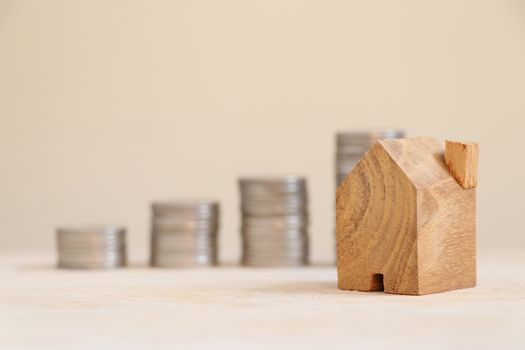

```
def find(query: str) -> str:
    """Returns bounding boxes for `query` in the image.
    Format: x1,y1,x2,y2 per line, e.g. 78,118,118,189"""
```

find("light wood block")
445,140,479,189
336,137,477,295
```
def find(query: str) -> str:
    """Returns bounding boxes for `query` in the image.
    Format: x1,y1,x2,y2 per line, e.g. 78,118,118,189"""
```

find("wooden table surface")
1,250,524,349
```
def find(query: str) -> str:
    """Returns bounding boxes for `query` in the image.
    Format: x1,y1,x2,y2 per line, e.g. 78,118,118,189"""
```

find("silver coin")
336,129,405,144
57,236,124,243
58,256,126,264
242,233,308,242
152,217,219,233
57,224,125,235
239,176,307,195
240,188,307,197
240,253,308,261
151,254,217,267
151,229,217,238
241,207,307,217
336,160,361,170
152,249,216,257
239,175,309,267
241,216,308,230
57,238,125,246
241,194,307,203
241,257,308,267
152,199,219,219
57,235,125,242
242,198,307,210
241,227,308,235
151,242,216,251
57,240,126,248
242,234,308,242
151,238,217,246
152,251,216,258
243,220,308,228
58,257,126,267
56,225,127,270
151,246,216,254
151,232,217,240
150,200,220,268
58,259,126,269
241,249,308,256
151,236,216,246
57,263,125,268
57,249,126,256
242,244,308,255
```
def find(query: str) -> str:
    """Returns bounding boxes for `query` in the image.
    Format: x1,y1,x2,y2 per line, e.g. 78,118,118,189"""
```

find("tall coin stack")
56,225,127,269
239,176,309,267
150,200,219,267
336,129,405,185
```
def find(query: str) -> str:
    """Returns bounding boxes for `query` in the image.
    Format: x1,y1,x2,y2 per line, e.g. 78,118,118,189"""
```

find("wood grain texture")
336,141,418,294
336,137,476,295
1,252,524,350
445,140,479,189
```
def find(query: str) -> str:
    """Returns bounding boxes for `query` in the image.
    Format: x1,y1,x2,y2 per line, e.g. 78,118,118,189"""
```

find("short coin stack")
56,225,127,269
239,176,309,267
336,129,405,186
150,200,220,267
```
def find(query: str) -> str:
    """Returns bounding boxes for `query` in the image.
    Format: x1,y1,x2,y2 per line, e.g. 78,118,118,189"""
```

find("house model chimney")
445,140,479,189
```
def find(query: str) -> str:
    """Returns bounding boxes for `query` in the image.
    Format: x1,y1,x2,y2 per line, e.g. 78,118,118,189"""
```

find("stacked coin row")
239,176,309,267
336,129,405,186
150,200,219,267
56,225,127,269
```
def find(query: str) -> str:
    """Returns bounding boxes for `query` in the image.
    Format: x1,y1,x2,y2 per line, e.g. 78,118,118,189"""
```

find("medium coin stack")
239,176,309,267
336,129,405,185
56,225,127,269
150,200,219,267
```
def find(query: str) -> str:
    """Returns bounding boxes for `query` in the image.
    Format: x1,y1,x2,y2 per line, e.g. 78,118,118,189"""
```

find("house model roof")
376,137,456,189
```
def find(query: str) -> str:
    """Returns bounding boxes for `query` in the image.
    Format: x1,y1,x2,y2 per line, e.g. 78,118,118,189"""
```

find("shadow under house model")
336,137,479,295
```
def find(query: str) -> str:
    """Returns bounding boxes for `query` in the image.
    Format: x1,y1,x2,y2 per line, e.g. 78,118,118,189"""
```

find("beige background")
0,0,524,262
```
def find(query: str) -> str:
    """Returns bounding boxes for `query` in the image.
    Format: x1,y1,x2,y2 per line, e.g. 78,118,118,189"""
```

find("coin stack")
56,225,127,269
150,200,220,267
239,176,309,267
336,129,405,185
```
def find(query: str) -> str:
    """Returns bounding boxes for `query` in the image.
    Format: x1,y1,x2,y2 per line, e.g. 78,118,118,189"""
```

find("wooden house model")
336,137,479,295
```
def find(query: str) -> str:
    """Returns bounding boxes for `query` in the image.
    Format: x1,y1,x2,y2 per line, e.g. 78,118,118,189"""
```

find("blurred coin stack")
150,200,219,267
336,129,405,185
56,225,127,269
239,176,309,267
